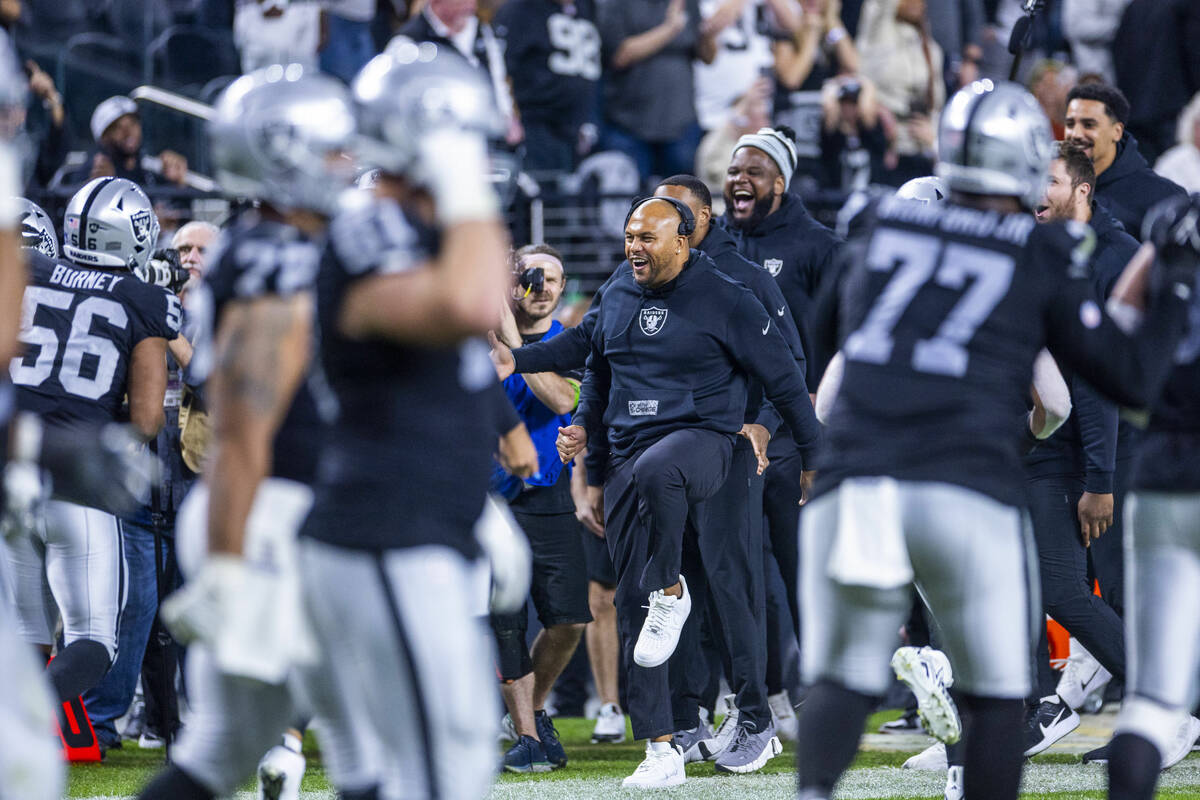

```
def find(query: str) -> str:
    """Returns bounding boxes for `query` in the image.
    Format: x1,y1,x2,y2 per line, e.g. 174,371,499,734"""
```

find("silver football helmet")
896,176,948,205
352,39,505,179
63,177,159,271
14,198,58,258
208,64,357,215
936,80,1053,210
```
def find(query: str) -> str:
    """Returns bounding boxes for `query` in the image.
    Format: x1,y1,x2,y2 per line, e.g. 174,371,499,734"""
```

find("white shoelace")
642,593,675,636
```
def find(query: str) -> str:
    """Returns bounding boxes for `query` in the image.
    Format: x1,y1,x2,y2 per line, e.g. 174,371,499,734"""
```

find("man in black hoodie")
555,198,820,789
1065,83,1186,241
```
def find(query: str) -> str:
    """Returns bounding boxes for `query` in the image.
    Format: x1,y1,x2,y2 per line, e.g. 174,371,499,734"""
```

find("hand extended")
738,423,771,475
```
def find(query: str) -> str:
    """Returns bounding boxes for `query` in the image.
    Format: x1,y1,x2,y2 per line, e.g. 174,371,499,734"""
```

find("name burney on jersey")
628,400,659,416
49,263,126,292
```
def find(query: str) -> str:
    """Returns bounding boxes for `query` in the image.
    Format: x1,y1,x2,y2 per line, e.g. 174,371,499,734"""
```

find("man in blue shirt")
490,244,593,773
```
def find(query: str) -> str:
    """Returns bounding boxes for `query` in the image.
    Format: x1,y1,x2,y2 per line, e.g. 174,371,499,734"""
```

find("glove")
1,461,46,543
1144,193,1200,293
39,421,159,514
160,554,249,646
473,495,532,614
415,129,499,225
136,248,189,293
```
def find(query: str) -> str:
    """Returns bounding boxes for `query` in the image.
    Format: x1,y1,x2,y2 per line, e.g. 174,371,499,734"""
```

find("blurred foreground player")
298,45,515,800
796,81,1199,800
142,66,359,800
1108,192,1200,800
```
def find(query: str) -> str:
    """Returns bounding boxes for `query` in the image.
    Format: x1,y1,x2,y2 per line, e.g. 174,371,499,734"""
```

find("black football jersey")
304,197,496,555
818,196,1186,507
188,213,326,486
494,0,600,124
12,251,180,427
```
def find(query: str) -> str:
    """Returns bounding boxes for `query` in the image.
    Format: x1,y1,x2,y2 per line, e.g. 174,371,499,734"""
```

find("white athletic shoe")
903,742,948,770
944,765,964,800
257,744,305,800
699,695,740,760
591,703,627,744
499,713,518,744
1056,641,1113,712
769,692,799,742
891,646,961,745
1161,716,1200,769
622,742,686,789
633,575,692,668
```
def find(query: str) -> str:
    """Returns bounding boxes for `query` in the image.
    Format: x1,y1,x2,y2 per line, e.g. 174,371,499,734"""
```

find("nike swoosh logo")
777,307,786,316
1038,706,1070,739
762,321,771,335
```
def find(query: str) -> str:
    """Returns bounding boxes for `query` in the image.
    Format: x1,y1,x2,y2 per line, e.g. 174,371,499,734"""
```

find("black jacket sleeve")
1072,376,1119,494
512,313,595,375
723,291,822,465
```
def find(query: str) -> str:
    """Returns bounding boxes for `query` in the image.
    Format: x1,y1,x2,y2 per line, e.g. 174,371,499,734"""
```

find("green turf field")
67,711,1200,799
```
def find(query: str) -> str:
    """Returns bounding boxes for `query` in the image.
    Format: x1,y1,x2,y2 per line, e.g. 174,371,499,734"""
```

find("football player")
139,66,358,800
795,81,1198,800
14,198,58,259
297,45,513,800
5,175,177,710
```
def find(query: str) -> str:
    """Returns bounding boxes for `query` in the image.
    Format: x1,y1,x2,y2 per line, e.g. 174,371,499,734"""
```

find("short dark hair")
657,174,712,209
1066,82,1130,126
1053,140,1096,206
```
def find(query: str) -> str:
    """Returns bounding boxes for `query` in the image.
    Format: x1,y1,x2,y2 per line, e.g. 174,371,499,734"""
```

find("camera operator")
488,244,592,773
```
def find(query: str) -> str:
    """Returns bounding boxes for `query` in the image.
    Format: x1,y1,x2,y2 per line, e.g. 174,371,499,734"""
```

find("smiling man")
1065,83,1186,240
555,197,820,789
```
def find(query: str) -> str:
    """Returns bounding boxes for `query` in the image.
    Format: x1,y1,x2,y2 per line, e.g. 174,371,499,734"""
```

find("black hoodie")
717,192,842,387
1095,133,1187,241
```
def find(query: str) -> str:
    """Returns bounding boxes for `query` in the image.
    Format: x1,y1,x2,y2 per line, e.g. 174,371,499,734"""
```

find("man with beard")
1065,83,1186,241
718,125,840,659
61,96,190,191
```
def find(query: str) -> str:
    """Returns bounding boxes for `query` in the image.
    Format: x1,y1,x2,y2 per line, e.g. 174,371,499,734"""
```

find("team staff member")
1065,83,1186,241
556,198,820,789
490,244,591,774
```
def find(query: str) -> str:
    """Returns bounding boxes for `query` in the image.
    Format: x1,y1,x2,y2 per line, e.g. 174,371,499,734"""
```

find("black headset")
623,195,696,238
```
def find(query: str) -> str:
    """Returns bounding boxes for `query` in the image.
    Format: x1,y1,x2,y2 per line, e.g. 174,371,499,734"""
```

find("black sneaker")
502,735,552,773
535,710,567,769
1082,742,1110,764
1023,695,1080,757
879,708,925,734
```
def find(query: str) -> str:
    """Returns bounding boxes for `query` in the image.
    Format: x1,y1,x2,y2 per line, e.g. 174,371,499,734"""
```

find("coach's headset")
623,195,696,239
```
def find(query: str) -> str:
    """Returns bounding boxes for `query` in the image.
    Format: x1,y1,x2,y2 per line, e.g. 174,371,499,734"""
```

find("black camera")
144,248,190,294
518,265,545,295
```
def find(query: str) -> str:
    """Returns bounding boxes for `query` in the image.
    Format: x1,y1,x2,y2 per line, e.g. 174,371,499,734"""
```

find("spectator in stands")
320,0,376,82
695,76,771,213
1029,59,1075,140
1155,93,1200,194
693,0,797,137
597,0,716,182
924,0,982,93
59,96,189,191
1065,82,1187,241
0,0,18,31
1112,0,1200,164
398,0,521,143
233,0,325,73
23,58,67,191
771,0,859,185
493,0,601,173
1060,0,1126,84
856,0,943,186
818,74,887,190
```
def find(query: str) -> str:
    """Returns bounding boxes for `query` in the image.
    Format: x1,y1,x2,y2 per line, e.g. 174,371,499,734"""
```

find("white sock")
649,740,674,753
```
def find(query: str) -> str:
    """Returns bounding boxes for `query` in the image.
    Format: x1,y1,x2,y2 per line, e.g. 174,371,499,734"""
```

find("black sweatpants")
764,448,804,638
604,429,732,740
670,440,772,732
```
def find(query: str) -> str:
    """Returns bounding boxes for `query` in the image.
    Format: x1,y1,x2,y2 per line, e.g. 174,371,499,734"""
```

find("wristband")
825,27,847,46
417,130,500,225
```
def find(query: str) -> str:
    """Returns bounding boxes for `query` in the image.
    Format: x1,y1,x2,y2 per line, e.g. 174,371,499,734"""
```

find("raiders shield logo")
130,209,152,243
639,306,668,336
764,258,783,277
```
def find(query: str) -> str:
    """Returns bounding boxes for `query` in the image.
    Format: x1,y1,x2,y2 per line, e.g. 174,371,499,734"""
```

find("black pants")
1028,474,1125,699
764,449,804,639
670,440,772,731
1088,456,1133,617
605,429,732,740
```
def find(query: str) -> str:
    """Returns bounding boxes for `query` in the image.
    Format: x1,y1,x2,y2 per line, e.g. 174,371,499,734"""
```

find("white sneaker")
591,703,627,744
891,646,961,745
769,692,799,742
1056,641,1113,712
944,765,964,800
257,744,305,800
633,575,692,668
498,713,518,744
903,742,948,770
1161,715,1200,769
699,695,739,760
622,742,685,789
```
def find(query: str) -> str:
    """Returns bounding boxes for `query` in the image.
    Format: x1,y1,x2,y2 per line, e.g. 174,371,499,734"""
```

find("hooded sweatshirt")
1095,132,1187,241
